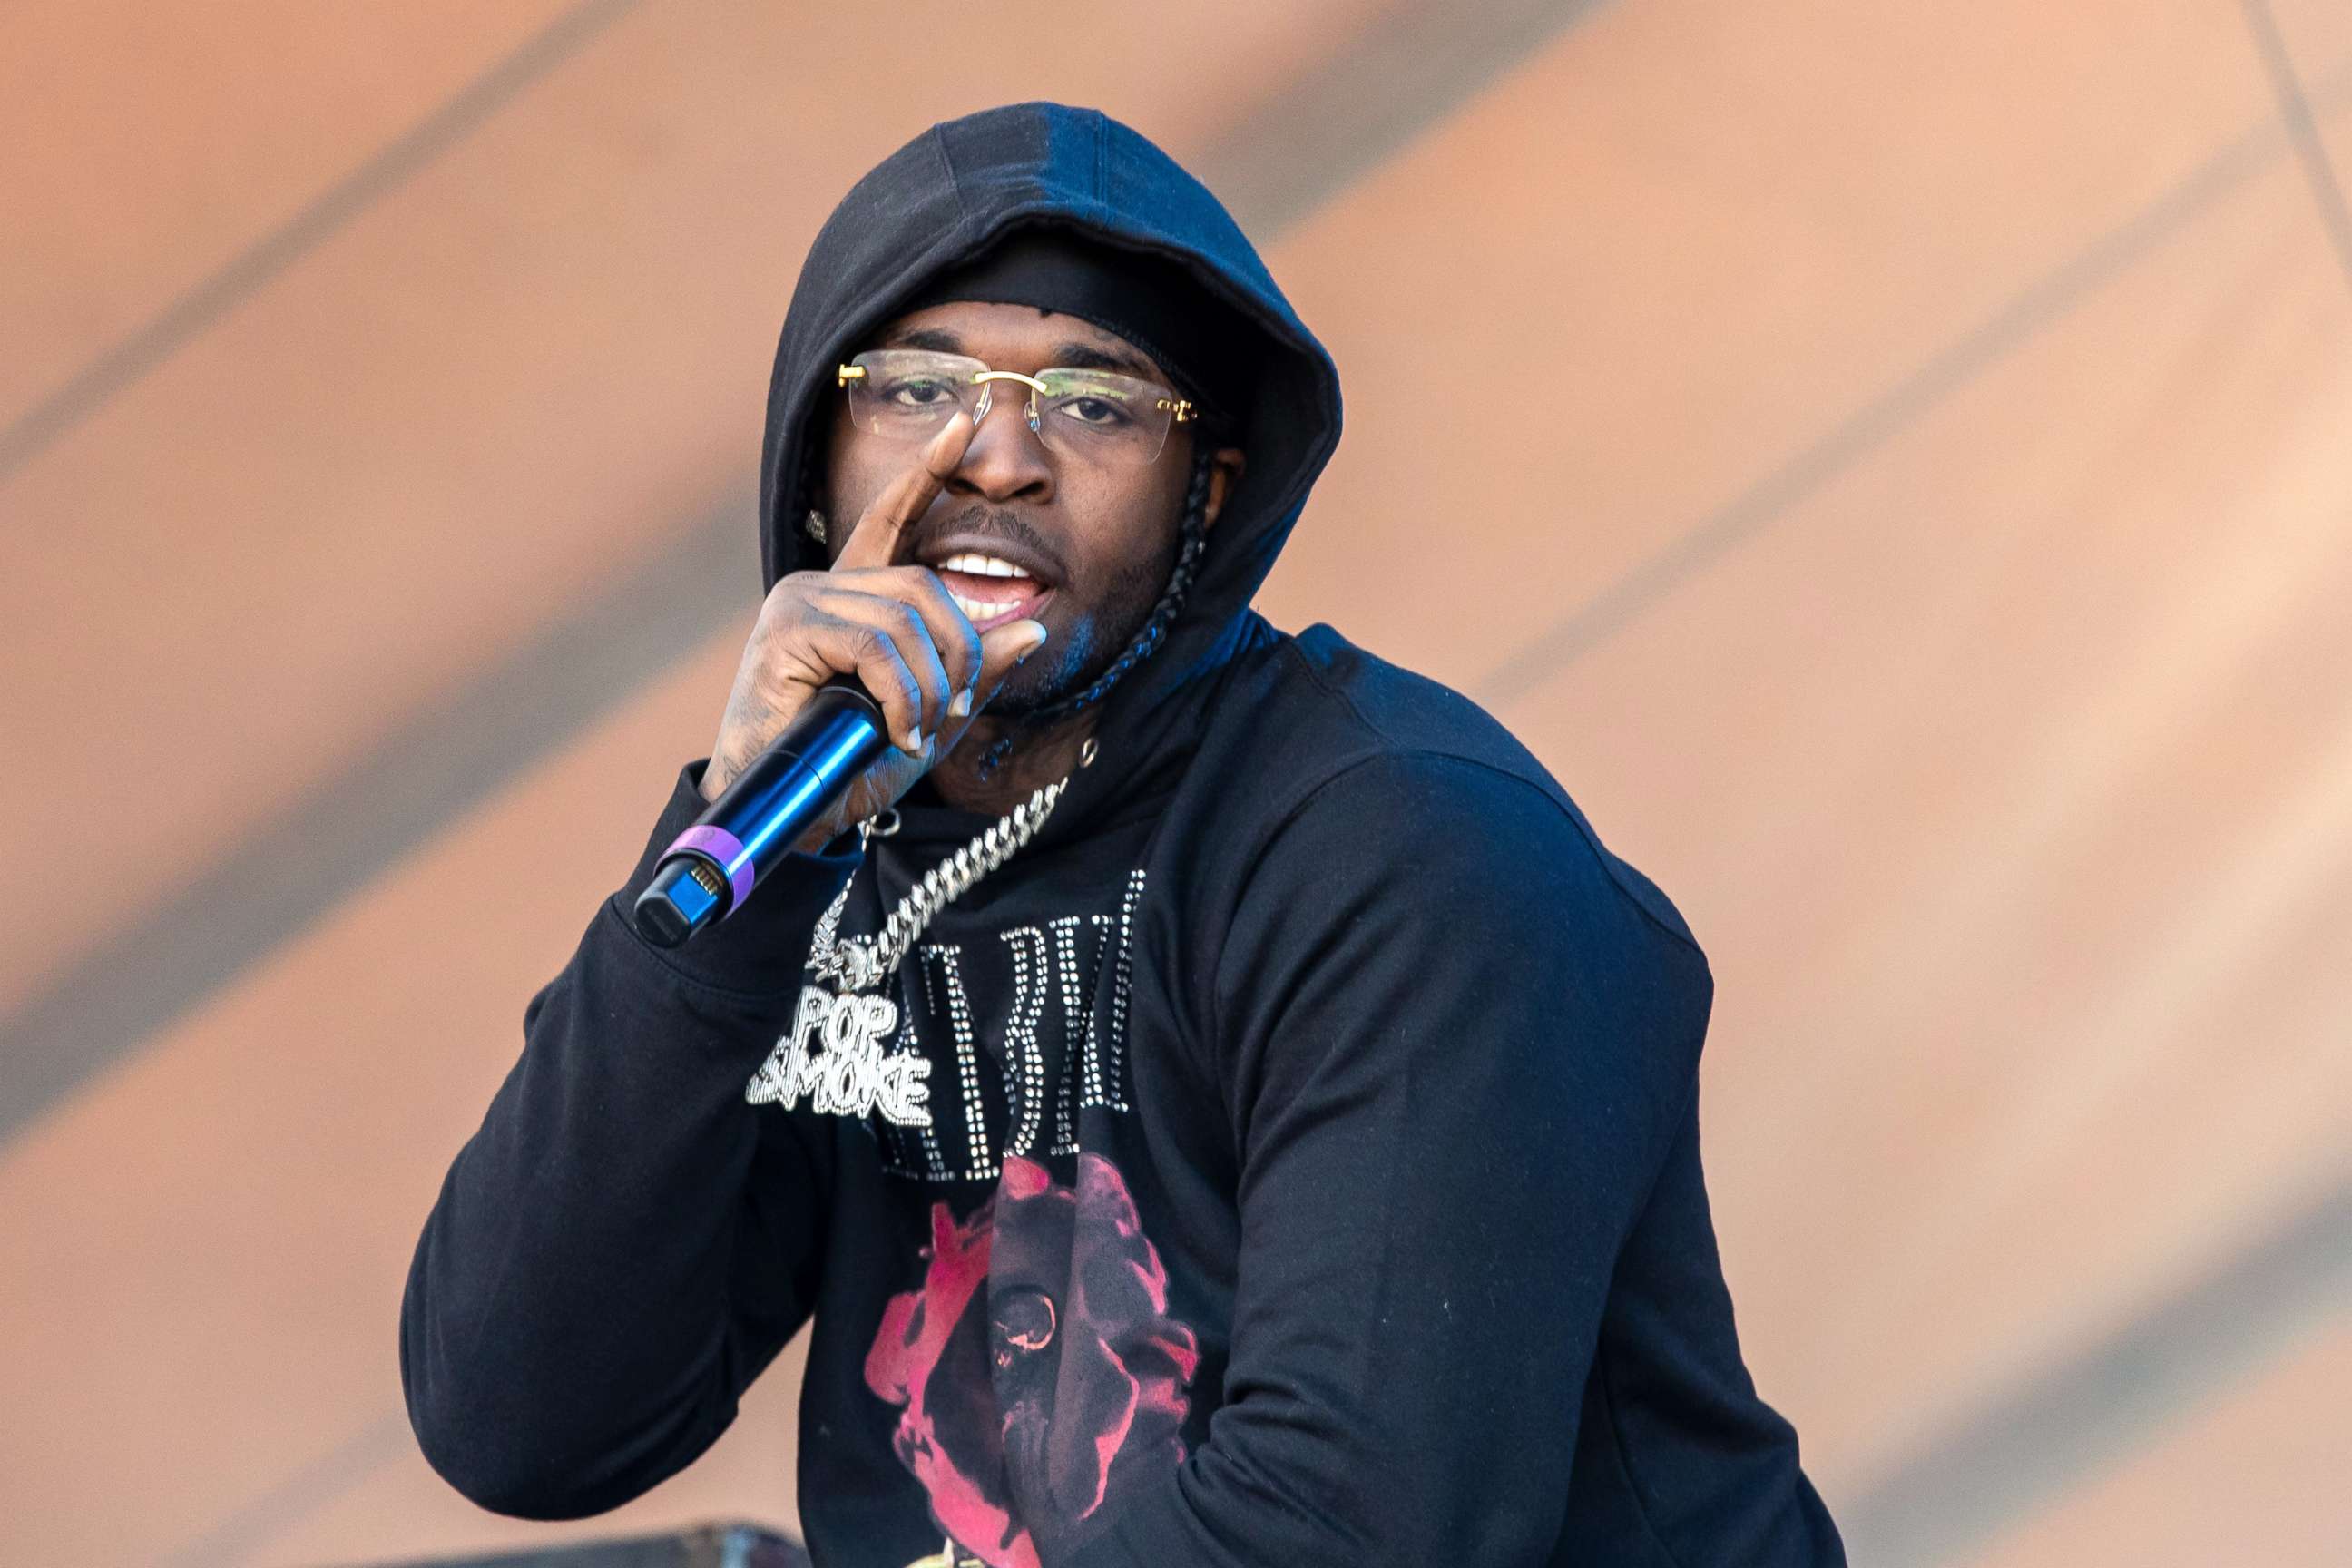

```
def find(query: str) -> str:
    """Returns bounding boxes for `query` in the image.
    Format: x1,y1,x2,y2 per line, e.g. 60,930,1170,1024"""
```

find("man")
401,102,1844,1567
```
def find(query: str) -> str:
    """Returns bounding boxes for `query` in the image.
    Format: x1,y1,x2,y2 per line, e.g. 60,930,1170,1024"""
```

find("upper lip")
913,534,1061,589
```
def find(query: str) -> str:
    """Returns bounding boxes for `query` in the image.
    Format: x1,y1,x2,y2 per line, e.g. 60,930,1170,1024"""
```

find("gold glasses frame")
837,359,1195,429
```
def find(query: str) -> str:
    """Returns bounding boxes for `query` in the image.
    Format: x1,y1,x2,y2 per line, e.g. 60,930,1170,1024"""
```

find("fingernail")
1014,621,1049,661
904,727,925,753
948,688,973,719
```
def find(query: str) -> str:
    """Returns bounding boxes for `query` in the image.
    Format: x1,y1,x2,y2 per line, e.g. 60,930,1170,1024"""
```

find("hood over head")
756,102,1344,849
893,227,1264,430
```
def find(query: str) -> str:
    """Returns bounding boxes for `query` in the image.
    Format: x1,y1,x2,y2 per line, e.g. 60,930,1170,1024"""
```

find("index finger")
831,412,976,572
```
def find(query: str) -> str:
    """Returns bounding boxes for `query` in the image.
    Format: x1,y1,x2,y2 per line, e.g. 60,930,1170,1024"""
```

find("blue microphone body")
632,677,890,947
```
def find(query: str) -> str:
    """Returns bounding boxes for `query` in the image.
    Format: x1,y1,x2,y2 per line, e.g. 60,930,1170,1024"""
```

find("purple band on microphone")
668,826,754,909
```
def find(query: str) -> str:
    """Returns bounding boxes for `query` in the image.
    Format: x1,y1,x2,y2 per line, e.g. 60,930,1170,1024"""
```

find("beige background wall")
4,2,2348,1563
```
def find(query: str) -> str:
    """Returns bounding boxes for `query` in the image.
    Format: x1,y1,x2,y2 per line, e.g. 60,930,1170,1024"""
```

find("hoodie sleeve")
1069,751,1827,1567
399,760,858,1519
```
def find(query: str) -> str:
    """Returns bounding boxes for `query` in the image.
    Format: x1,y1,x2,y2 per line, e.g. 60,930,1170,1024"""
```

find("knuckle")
784,610,832,654
910,573,955,622
910,576,975,660
936,589,983,659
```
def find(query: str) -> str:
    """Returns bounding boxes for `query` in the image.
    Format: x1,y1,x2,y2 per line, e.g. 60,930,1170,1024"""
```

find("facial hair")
987,535,1177,720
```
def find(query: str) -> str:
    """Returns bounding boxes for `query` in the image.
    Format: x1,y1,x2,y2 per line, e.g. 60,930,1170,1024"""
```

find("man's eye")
1058,396,1129,426
886,379,955,407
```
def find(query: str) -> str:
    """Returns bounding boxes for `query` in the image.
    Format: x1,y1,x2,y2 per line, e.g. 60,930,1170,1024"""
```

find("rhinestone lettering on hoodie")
762,870,1151,1183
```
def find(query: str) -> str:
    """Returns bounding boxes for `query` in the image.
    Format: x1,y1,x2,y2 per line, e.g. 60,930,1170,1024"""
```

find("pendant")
746,984,934,1127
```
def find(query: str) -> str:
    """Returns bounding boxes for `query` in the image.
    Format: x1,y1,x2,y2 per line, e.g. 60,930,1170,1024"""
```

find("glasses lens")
843,352,1183,465
1033,368,1178,465
844,350,984,440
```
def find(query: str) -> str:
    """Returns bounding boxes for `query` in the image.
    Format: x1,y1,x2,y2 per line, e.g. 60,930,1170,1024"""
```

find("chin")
986,625,1104,719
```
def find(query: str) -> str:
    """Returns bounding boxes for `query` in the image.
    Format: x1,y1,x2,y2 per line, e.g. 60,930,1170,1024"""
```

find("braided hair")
1021,441,1213,723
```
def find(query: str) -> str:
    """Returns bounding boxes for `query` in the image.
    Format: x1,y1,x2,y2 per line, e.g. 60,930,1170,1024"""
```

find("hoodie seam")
1594,1069,1710,1568
1598,1354,1700,1568
926,124,968,222
1093,111,1111,206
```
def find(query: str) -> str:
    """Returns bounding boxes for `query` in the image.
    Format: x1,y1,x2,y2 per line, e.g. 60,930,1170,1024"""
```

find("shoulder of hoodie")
1181,617,1710,972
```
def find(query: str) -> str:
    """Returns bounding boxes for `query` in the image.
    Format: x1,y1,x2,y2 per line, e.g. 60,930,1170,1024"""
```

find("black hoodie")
401,103,1844,1568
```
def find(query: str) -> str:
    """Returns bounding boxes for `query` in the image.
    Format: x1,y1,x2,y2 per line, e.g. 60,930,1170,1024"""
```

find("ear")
1202,446,1246,532
809,433,851,568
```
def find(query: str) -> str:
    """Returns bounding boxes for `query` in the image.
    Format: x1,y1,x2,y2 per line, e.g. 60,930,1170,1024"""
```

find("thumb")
928,617,1049,758
972,617,1051,709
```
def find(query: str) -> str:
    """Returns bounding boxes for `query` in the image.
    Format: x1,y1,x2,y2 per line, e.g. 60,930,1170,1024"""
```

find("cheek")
1073,472,1188,583
830,446,891,512
818,426,887,561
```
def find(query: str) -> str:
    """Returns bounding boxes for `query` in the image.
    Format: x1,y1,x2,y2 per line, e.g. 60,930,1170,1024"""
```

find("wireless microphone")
632,677,889,948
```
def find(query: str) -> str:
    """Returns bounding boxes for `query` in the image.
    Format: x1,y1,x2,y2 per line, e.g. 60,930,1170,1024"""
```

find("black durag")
883,228,1253,754
892,229,1258,424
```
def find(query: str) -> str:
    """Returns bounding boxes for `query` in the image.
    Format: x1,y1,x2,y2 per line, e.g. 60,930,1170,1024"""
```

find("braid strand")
1015,443,1215,729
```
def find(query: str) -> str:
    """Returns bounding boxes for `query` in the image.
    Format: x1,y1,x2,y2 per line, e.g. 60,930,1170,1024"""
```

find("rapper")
402,101,1845,1568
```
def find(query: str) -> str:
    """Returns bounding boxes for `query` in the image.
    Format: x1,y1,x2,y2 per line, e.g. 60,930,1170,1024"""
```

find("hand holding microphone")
634,414,1048,946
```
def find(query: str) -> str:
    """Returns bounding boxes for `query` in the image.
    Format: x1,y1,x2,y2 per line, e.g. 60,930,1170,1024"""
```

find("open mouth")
930,550,1054,632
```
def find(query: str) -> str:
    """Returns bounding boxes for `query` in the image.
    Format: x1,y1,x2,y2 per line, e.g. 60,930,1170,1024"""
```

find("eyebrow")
875,326,1161,381
1050,342,1160,379
880,326,965,353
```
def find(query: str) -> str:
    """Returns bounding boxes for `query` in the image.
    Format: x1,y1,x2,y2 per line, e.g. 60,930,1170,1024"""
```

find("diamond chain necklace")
805,734,1098,994
751,735,1098,1128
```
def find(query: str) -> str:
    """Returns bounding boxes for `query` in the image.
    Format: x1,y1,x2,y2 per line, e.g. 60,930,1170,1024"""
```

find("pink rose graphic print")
864,1153,1200,1568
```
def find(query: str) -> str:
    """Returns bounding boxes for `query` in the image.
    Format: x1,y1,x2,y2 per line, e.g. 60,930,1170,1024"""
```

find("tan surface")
0,632,779,1567
5,2,2350,1563
1257,0,2285,695
2267,0,2352,86
0,0,575,420
1957,1318,2352,1568
0,0,1390,1022
2331,86,2352,184
1486,141,2352,1478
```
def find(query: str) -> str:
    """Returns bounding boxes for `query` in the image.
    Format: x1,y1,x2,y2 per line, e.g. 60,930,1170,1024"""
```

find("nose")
948,386,1054,504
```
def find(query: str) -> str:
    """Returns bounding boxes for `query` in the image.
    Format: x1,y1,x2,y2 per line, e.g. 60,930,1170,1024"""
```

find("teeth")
938,551,1031,580
951,593,1024,623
